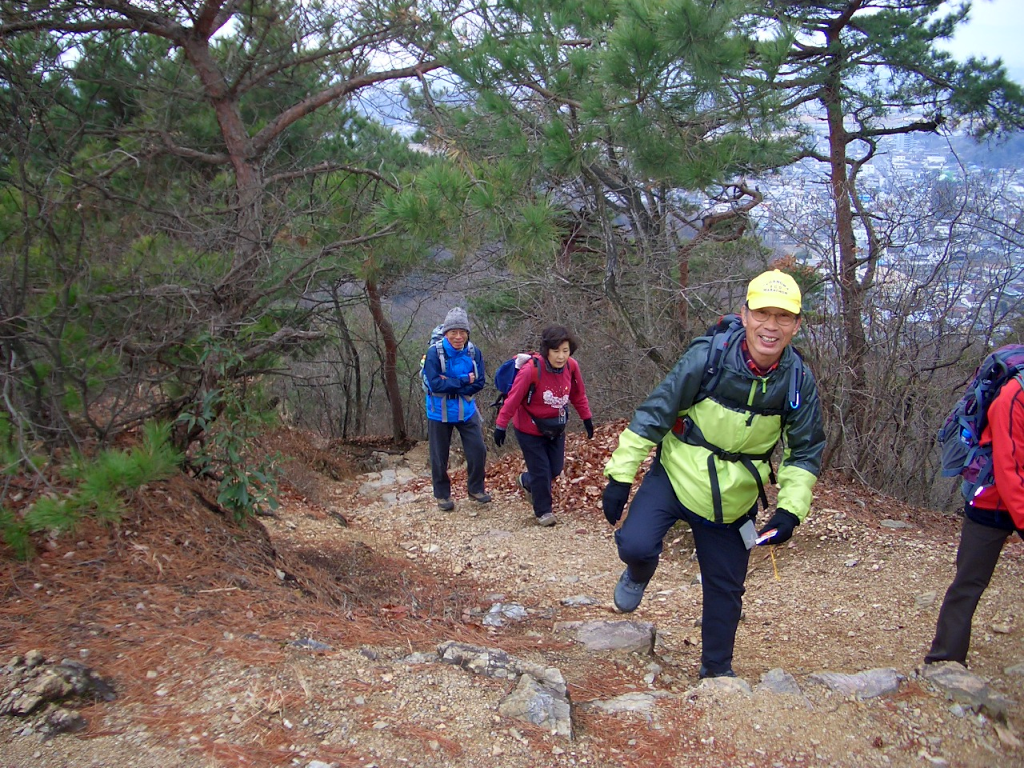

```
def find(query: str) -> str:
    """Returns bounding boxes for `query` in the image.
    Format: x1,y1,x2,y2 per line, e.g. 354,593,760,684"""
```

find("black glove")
757,508,800,545
602,479,631,526
583,418,594,439
493,427,506,447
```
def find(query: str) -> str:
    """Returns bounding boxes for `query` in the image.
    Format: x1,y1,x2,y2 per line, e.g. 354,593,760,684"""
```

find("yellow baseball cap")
746,270,801,315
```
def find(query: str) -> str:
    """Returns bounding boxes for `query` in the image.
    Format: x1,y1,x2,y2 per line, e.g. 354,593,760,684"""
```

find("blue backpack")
938,344,1024,503
490,353,541,409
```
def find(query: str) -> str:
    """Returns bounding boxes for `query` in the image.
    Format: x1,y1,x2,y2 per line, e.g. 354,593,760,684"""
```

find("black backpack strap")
787,350,804,410
698,317,743,402
673,416,773,522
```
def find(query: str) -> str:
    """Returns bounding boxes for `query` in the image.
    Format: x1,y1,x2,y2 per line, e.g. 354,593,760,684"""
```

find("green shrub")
178,356,282,523
0,507,32,560
0,421,181,560
0,414,46,476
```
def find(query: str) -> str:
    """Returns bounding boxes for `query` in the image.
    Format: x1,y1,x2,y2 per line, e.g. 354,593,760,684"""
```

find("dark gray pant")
926,516,1012,665
428,411,487,500
615,458,753,675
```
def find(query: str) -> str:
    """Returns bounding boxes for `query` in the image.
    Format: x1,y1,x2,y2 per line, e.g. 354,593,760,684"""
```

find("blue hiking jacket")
423,338,486,423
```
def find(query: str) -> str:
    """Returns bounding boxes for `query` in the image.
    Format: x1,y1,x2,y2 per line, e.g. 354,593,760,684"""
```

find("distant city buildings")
737,121,1024,336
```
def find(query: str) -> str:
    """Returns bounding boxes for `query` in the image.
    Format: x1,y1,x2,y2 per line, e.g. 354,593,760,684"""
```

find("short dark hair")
540,325,578,356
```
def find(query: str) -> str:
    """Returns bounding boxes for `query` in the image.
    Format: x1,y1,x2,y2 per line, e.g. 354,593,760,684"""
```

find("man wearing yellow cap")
601,270,825,680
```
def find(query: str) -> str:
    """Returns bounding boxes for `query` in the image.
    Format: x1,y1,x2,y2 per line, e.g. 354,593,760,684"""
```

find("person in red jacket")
493,325,594,527
926,374,1024,666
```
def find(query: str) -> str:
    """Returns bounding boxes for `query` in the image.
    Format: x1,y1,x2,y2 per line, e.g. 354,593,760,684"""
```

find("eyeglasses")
746,307,798,328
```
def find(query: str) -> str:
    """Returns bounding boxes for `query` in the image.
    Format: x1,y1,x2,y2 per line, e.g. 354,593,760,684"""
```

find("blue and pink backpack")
938,344,1024,503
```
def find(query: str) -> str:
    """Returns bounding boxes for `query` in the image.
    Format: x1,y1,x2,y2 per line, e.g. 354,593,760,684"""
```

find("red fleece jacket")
973,377,1024,528
495,356,592,437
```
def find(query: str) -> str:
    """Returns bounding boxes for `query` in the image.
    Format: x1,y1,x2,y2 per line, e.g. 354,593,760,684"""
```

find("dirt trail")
256,429,1024,767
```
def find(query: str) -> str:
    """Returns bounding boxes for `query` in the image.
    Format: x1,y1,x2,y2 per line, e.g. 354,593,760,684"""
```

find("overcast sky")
941,0,1024,82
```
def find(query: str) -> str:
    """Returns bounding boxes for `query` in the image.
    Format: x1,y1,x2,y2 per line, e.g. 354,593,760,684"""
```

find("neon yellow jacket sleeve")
604,428,657,483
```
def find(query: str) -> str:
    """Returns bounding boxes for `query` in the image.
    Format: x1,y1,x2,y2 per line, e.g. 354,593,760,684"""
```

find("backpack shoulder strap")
524,354,542,404
700,317,744,398
435,338,447,374
699,316,805,412
786,347,805,411
568,356,580,387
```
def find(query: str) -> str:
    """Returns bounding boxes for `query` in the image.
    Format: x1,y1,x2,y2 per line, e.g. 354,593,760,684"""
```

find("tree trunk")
181,37,265,307
365,278,407,444
678,246,691,332
823,72,870,444
590,178,670,372
330,288,364,437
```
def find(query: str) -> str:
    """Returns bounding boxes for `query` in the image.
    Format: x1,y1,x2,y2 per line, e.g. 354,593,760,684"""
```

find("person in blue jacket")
423,307,492,511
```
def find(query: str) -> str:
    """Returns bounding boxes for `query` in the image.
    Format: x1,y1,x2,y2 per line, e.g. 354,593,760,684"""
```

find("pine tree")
744,0,1024,464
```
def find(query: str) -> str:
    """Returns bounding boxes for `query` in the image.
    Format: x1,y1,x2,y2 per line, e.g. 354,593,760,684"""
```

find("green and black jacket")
604,335,825,524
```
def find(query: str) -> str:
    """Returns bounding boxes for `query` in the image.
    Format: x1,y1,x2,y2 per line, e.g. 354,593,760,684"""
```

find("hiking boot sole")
698,665,738,680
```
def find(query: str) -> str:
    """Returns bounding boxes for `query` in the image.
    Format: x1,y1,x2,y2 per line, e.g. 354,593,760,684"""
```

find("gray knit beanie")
441,307,470,335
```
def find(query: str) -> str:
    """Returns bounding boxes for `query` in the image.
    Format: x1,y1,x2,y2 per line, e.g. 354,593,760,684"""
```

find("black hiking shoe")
698,665,737,680
437,498,454,511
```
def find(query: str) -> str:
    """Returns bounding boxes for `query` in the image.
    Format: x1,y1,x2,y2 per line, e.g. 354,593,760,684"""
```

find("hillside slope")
2,425,1023,768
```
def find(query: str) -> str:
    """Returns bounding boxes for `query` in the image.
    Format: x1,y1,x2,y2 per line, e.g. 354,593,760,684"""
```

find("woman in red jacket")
926,373,1024,666
493,325,594,527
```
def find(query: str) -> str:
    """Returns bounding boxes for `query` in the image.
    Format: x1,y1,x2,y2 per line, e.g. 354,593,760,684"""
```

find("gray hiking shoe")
437,498,454,511
535,512,556,527
613,569,648,613
469,491,492,504
517,473,533,506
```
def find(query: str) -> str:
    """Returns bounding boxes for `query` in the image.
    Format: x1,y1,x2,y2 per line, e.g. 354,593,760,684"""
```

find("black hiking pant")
926,514,1013,666
428,411,487,501
515,428,565,518
615,456,755,676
